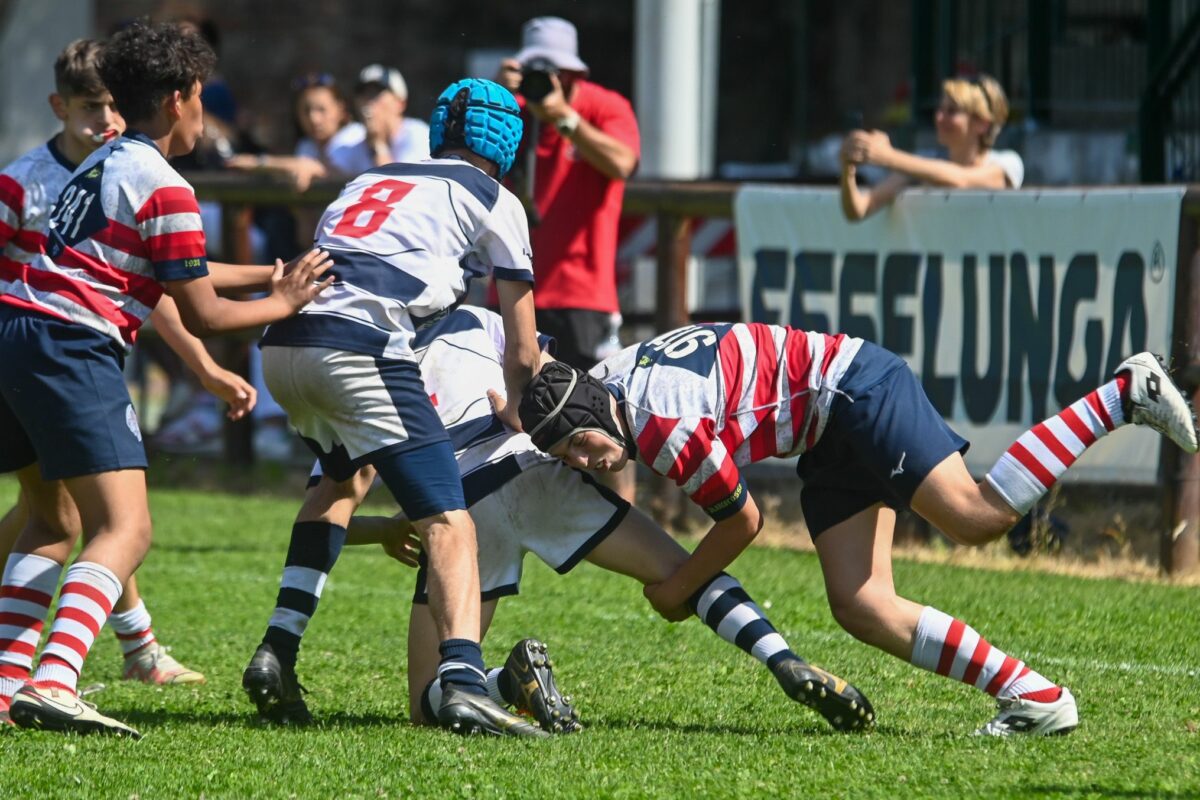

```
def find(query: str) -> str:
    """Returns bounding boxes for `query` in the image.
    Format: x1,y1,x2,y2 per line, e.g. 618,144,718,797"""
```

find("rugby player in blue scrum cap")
243,78,548,737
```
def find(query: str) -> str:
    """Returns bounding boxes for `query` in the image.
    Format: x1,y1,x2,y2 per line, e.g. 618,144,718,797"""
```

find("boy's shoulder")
94,135,195,207
2,140,72,190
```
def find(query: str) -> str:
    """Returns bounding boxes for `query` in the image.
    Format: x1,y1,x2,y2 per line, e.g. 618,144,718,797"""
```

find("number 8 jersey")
592,323,863,520
262,158,534,361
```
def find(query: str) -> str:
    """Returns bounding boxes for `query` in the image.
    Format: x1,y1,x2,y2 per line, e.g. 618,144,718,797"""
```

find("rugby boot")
0,694,12,727
772,657,875,731
242,643,312,725
975,687,1078,736
9,682,140,739
1117,353,1199,453
503,638,581,734
438,686,549,738
123,642,206,685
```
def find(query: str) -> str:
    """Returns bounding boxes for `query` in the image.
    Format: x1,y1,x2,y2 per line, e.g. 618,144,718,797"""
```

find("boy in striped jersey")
245,306,874,733
0,22,332,738
0,39,244,706
519,324,1198,736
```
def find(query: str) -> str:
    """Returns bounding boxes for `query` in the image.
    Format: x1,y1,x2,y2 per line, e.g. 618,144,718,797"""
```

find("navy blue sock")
262,521,347,671
438,638,487,696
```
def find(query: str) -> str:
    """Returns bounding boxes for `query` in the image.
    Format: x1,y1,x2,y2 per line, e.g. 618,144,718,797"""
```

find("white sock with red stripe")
108,599,156,657
0,553,63,700
32,562,123,694
987,375,1128,514
911,606,1060,702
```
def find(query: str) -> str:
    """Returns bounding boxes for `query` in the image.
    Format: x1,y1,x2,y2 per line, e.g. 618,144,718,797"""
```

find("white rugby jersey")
592,323,862,520
308,305,553,503
0,138,74,263
0,132,208,346
262,157,533,361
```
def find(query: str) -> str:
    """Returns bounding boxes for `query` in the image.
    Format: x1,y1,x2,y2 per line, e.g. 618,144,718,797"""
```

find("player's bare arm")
643,495,765,621
495,278,541,431
149,294,257,420
164,248,333,336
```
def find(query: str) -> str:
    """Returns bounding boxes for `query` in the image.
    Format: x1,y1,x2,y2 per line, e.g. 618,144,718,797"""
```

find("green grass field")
0,479,1197,799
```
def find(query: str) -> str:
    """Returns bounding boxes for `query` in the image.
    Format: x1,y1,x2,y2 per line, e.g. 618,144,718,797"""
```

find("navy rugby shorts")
797,340,969,538
0,305,147,480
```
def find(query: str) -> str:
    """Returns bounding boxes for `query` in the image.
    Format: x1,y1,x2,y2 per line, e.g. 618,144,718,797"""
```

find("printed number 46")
331,179,414,238
648,325,717,359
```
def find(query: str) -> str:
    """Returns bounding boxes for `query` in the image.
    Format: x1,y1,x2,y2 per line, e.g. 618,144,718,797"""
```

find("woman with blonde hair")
840,74,1024,221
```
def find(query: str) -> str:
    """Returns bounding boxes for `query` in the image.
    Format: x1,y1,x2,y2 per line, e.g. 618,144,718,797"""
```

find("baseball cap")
356,64,408,100
513,17,588,73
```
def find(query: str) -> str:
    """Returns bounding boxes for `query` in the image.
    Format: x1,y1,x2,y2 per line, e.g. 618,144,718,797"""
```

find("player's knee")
827,589,890,642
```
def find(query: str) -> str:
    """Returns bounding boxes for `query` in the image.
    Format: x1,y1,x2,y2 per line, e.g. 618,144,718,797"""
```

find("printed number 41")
331,179,415,238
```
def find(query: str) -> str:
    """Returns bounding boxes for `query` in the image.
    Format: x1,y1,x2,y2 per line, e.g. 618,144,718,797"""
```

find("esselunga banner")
735,186,1186,484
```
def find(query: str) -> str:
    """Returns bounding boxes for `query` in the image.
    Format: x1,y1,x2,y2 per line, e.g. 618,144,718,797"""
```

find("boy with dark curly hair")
0,21,332,738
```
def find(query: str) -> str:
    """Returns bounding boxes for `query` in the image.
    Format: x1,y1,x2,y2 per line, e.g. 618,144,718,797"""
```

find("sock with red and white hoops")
0,553,63,700
32,562,123,694
986,374,1128,514
108,599,156,658
911,606,1060,703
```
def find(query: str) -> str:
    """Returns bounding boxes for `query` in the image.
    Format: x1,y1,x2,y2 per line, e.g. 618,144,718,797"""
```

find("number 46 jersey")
262,158,534,361
592,323,863,521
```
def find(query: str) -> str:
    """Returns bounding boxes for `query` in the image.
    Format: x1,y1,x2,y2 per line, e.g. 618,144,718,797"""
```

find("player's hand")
271,248,334,311
382,520,422,568
487,388,525,433
526,73,570,125
200,366,258,421
643,581,692,623
497,58,523,92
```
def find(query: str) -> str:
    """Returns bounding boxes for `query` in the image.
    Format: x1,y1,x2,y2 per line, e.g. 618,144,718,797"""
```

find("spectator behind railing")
226,73,363,192
839,74,1023,222
334,64,430,172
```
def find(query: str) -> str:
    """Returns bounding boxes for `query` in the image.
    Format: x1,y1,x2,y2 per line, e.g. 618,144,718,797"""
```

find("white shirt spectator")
985,149,1024,188
327,118,431,175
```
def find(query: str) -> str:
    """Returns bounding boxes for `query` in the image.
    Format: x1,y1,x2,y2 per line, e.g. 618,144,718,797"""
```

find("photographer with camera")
497,17,639,375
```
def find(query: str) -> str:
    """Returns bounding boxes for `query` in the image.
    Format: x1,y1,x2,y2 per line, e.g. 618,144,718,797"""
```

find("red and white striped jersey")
0,132,208,346
592,323,862,520
0,138,75,306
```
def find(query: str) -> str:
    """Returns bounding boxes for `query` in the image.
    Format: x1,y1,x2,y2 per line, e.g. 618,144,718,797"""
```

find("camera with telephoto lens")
520,57,558,103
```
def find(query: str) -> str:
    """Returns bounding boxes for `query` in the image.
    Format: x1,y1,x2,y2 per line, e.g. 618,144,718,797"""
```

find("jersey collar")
122,130,165,155
44,136,77,171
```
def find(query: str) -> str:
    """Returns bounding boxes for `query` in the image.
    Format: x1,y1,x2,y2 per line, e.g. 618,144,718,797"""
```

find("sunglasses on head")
291,73,336,91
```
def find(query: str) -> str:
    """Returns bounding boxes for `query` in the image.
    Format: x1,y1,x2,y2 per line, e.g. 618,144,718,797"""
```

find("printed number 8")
331,179,415,238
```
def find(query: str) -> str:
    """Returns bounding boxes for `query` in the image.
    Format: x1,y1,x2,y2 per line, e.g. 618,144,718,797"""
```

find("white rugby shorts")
414,459,629,602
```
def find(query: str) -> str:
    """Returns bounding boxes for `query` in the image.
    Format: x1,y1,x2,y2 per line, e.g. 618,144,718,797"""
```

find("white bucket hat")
513,16,589,73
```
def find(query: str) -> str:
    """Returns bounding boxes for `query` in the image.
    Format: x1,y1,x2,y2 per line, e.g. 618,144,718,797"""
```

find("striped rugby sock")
987,375,1128,514
911,606,1059,702
262,521,346,671
109,599,156,657
0,553,62,699
689,572,798,669
34,561,123,694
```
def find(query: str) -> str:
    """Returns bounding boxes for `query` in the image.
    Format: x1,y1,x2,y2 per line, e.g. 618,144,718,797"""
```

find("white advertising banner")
735,186,1185,484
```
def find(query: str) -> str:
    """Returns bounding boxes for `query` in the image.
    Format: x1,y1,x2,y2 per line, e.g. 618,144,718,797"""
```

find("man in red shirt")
499,16,640,371
499,16,640,501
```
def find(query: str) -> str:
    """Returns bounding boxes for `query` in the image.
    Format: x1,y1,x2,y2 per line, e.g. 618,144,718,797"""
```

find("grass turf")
0,480,1197,799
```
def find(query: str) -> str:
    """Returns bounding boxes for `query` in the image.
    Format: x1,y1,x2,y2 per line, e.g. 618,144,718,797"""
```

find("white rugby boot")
1116,353,1199,453
9,682,141,739
975,687,1078,737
